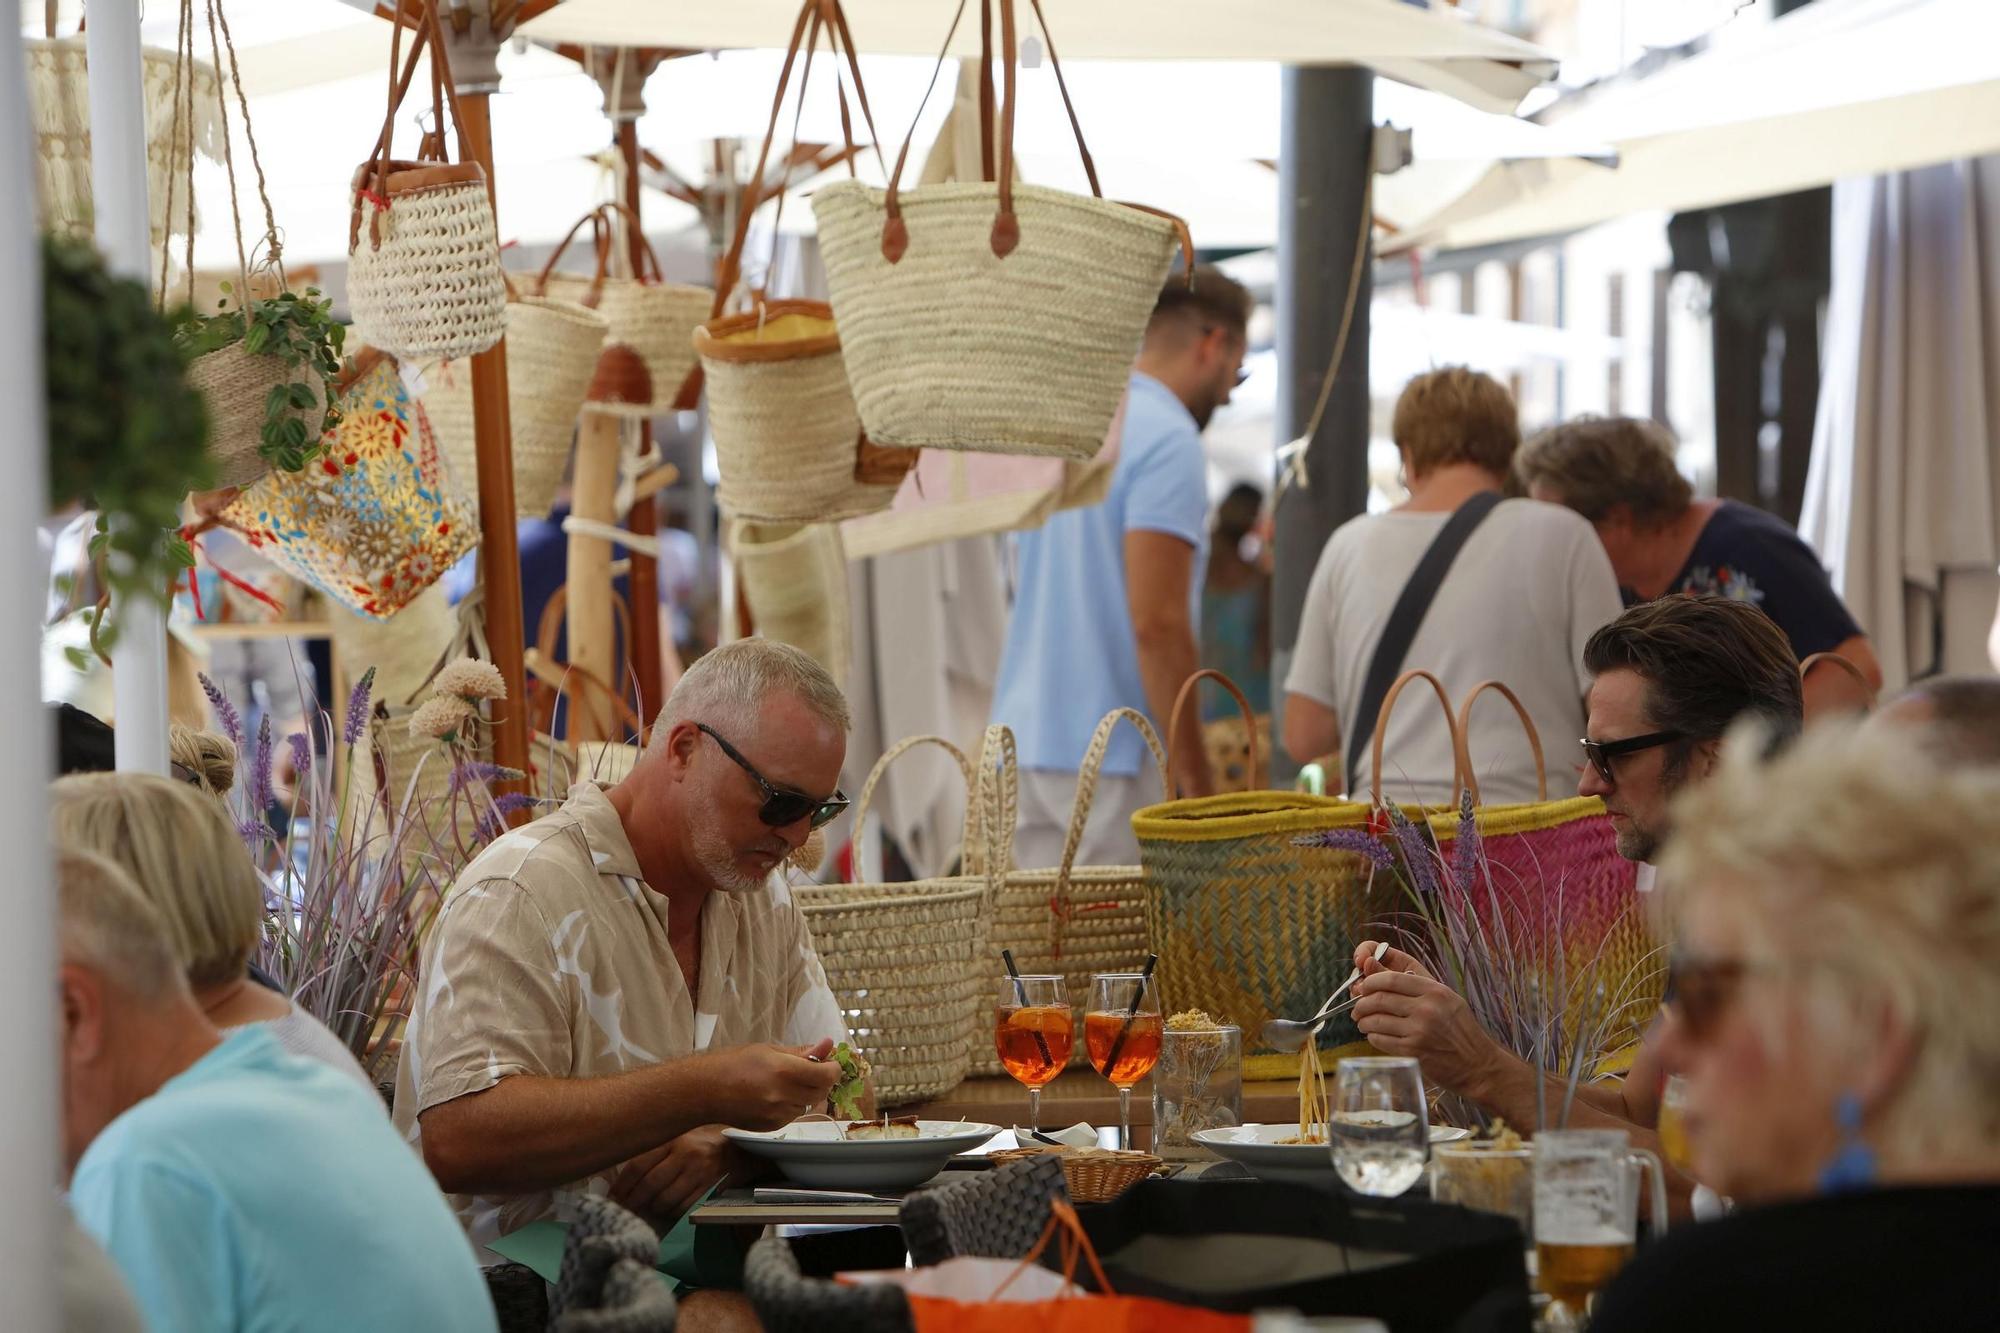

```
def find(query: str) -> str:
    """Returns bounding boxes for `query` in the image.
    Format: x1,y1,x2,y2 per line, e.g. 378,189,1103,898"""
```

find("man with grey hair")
395,639,850,1258
57,849,493,1331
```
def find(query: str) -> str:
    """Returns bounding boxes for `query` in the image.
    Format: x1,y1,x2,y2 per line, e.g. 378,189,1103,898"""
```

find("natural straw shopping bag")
973,712,1162,1074
345,2,506,365
427,280,609,519
1134,671,1388,1055
222,349,476,620
529,203,711,419
812,0,1191,460
1426,681,1661,1062
697,0,914,523
730,517,853,690
798,735,996,1106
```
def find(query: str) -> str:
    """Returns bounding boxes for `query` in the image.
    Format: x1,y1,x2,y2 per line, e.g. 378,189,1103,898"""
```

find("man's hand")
1354,940,1435,983
609,1126,757,1224
695,1038,841,1131
1350,968,1507,1100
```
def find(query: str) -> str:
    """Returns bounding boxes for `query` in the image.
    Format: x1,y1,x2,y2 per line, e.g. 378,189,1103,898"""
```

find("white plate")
1191,1122,1472,1188
722,1120,1003,1190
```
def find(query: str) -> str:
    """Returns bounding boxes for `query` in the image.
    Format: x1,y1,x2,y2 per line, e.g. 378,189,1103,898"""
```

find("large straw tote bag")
345,4,506,365
812,0,1189,460
971,714,1163,1075
221,350,476,620
1425,681,1662,1063
427,286,608,519
731,517,853,690
697,0,914,524
1135,671,1404,1061
529,203,711,418
798,735,996,1106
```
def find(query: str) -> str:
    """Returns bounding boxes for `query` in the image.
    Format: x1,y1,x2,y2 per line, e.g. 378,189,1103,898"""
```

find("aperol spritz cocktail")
995,975,1072,1133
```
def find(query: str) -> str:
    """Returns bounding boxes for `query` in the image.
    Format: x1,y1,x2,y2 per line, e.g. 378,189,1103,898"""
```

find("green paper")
489,1184,733,1295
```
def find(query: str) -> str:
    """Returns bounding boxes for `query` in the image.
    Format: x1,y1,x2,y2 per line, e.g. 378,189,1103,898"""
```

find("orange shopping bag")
841,1201,1250,1333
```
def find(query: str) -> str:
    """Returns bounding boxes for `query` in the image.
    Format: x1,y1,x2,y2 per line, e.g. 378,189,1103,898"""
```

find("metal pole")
2,17,59,1330
444,23,533,803
90,0,170,774
1271,67,1373,777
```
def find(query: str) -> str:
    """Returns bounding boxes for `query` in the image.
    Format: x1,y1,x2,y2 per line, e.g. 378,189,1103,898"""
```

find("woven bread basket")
186,343,328,491
987,1147,1161,1204
796,735,997,1107
698,300,911,523
428,294,607,518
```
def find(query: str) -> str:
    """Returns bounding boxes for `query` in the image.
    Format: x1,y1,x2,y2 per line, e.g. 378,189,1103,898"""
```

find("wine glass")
1329,1056,1429,1196
994,975,1073,1134
1086,972,1162,1149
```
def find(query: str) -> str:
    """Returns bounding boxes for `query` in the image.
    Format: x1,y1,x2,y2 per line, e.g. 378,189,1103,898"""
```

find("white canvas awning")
1390,0,2000,253
520,0,1559,114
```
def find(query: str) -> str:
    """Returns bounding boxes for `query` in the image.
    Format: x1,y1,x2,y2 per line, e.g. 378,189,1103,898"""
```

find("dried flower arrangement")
203,663,521,1082
1296,794,1665,1131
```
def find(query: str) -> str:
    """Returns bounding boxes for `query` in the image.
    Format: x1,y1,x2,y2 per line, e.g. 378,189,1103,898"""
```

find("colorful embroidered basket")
223,350,475,621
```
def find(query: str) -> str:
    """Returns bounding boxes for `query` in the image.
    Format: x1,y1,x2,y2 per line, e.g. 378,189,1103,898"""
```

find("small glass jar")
1432,1141,1535,1238
1151,1024,1243,1154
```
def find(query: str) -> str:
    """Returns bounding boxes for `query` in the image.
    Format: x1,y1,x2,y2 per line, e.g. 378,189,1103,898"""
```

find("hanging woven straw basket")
345,5,506,364
428,293,608,519
187,343,328,492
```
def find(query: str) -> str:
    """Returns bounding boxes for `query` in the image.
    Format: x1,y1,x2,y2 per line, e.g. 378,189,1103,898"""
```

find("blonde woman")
50,772,373,1091
1590,723,2000,1331
167,723,237,797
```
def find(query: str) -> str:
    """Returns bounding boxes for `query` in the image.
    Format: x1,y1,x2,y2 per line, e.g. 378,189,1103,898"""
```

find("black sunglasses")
1579,731,1685,786
695,723,849,830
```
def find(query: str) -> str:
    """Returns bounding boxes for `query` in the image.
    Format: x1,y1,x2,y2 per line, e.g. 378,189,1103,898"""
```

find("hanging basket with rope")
162,0,344,492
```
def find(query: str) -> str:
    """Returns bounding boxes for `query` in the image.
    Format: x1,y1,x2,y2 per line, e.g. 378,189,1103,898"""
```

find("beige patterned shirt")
391,783,845,1257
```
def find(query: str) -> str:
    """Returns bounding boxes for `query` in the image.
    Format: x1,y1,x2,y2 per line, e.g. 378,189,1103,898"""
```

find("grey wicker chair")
550,1256,678,1332
744,1234,914,1333
550,1197,661,1322
482,1261,548,1333
900,1155,1070,1267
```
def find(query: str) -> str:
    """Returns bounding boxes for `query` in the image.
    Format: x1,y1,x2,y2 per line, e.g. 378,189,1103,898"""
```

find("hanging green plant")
42,232,212,629
175,285,345,476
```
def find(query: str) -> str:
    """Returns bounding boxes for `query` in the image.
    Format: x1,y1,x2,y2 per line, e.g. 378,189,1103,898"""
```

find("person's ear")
59,964,105,1064
1687,737,1723,781
665,722,702,782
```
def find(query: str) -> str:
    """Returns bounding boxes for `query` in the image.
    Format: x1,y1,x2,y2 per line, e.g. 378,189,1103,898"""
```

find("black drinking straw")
1001,948,1054,1070
1102,954,1160,1075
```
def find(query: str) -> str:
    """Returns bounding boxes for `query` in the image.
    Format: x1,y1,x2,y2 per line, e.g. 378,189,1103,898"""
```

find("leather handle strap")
354,2,474,251
1799,651,1878,707
1457,680,1547,802
1370,669,1475,809
532,203,613,296
1165,668,1257,798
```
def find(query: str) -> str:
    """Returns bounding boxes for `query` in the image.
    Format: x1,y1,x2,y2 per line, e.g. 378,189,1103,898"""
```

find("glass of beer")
1532,1129,1668,1321
1086,972,1163,1149
995,975,1073,1134
1329,1057,1430,1196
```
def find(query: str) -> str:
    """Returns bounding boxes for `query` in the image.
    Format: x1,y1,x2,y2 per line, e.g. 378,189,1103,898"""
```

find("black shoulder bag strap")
1344,491,1504,789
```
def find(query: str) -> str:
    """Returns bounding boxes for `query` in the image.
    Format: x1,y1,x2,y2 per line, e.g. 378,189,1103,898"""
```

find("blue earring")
1817,1091,1877,1194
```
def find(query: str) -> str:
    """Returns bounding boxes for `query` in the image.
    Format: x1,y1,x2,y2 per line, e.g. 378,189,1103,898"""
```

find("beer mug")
1532,1130,1667,1315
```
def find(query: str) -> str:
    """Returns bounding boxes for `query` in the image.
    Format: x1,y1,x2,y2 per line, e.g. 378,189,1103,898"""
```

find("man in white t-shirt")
1283,367,1622,803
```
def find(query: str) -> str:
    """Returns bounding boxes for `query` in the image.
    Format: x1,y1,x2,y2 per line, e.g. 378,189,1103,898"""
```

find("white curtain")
1800,157,2000,689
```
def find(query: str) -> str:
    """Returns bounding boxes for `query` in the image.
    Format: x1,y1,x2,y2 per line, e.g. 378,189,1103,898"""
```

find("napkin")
1012,1122,1102,1149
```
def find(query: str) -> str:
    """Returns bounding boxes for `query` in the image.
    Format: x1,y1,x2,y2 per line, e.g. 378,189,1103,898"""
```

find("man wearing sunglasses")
1350,597,1804,1196
394,640,854,1260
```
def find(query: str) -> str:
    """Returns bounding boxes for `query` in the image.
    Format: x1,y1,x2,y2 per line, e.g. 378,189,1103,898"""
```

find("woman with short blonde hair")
1590,722,2000,1330
50,772,372,1090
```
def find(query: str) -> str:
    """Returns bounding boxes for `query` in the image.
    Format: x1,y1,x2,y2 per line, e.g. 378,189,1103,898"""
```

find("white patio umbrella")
1387,0,2000,253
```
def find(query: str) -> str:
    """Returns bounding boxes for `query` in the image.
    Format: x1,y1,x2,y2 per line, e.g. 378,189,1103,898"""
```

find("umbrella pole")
567,412,623,744
616,114,666,727
447,49,533,808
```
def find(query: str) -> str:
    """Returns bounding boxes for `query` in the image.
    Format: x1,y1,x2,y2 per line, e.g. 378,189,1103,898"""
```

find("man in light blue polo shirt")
55,848,496,1333
991,266,1252,866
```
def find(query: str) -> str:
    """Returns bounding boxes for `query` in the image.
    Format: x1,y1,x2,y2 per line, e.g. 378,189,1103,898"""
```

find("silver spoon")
1261,942,1390,1053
